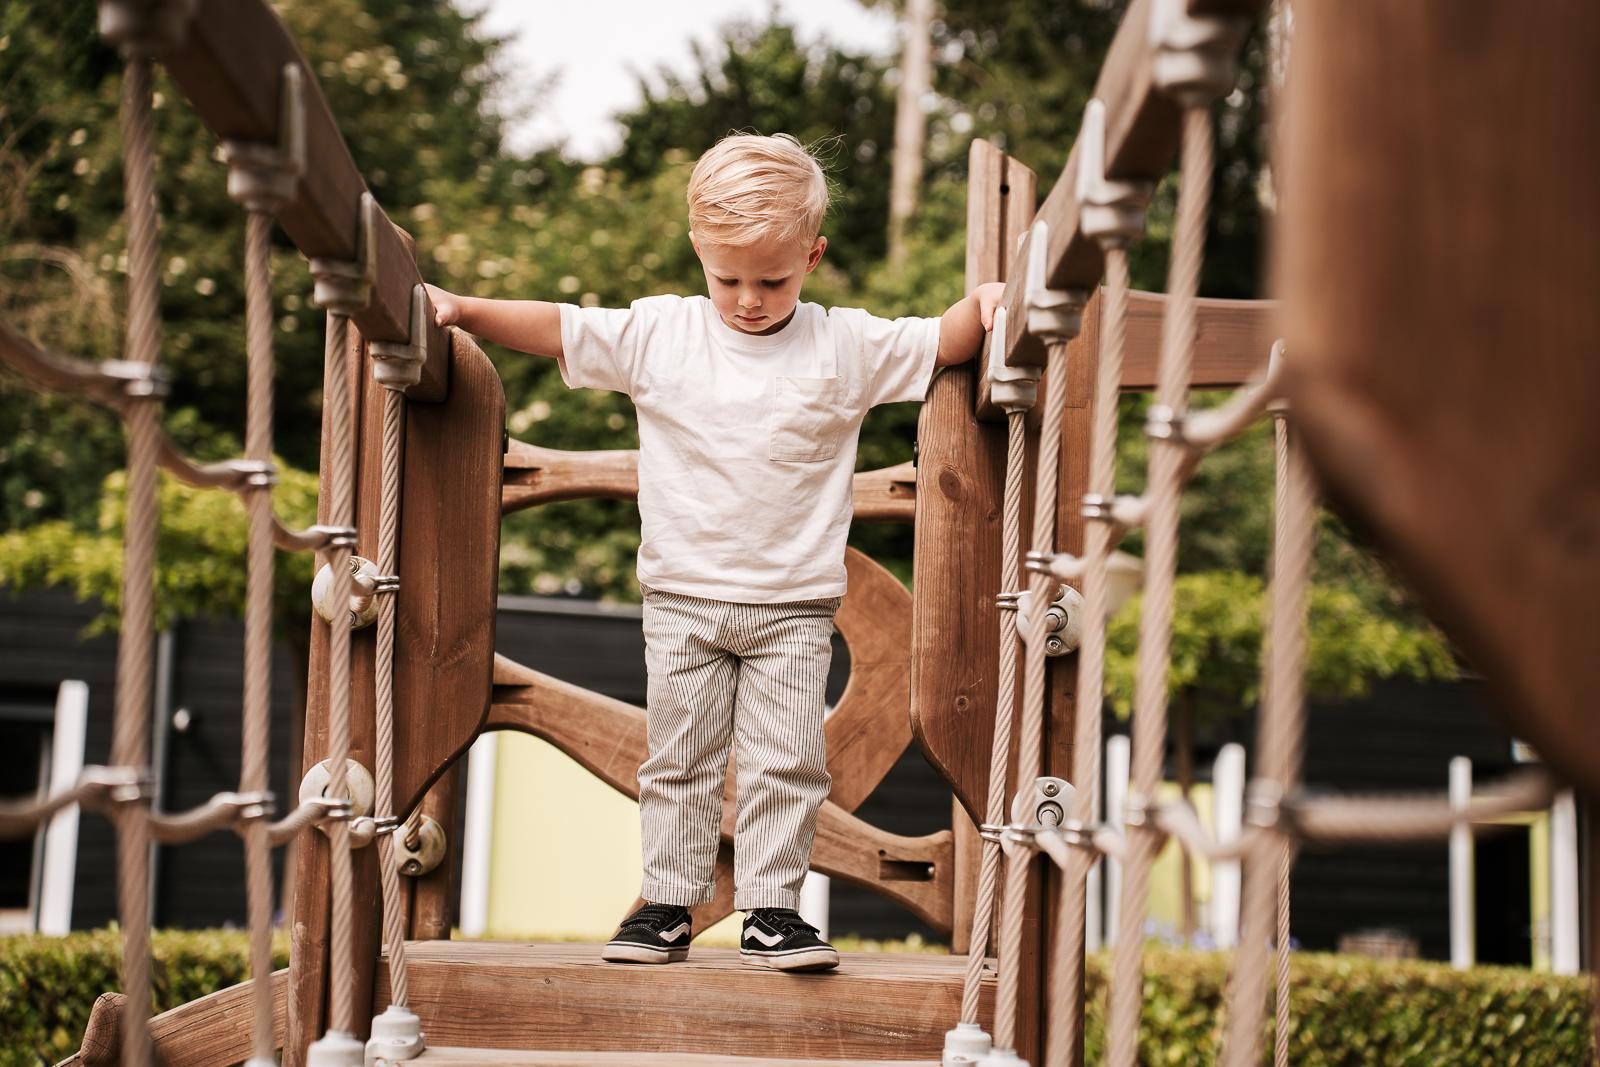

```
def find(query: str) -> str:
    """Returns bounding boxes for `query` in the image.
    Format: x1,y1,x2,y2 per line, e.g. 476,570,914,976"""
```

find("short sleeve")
829,306,942,408
558,298,669,395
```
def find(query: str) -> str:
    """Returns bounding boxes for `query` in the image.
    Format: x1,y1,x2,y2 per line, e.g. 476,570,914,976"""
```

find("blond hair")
686,133,830,247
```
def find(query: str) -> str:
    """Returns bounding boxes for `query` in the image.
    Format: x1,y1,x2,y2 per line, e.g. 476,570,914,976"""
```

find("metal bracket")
312,555,383,629
1016,584,1086,657
984,306,1040,413
1081,493,1117,522
298,758,375,838
311,193,380,315
226,458,278,489
309,524,359,550
994,591,1023,613
1024,220,1089,345
99,359,170,399
1245,779,1285,830
98,0,198,55
393,814,447,877
1074,98,1154,248
222,63,305,214
369,283,429,391
1012,776,1077,834
1148,0,1251,106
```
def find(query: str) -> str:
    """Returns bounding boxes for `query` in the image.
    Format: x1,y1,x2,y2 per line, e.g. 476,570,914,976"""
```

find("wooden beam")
1121,291,1278,390
159,0,449,401
990,0,1265,373
77,971,288,1067
409,1052,940,1066
501,443,917,523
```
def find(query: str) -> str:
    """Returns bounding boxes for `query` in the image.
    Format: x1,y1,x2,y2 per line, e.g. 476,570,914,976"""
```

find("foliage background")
0,0,1454,715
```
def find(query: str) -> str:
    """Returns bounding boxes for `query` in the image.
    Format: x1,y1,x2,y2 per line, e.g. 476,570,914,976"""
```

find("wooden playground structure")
1,0,1595,1065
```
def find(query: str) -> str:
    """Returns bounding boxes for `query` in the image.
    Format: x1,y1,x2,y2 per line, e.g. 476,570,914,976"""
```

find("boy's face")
692,234,827,335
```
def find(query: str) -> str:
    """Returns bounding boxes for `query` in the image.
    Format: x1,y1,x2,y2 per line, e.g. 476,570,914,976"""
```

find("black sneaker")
601,902,692,964
740,908,839,971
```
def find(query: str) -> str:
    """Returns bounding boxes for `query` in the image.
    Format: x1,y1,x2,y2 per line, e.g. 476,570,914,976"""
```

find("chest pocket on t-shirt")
769,375,855,463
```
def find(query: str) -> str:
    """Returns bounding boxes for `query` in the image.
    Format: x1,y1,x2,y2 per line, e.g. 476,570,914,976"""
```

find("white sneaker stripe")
658,922,691,942
746,925,786,948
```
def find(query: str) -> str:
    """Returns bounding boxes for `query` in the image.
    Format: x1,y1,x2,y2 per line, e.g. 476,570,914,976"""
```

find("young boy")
426,133,1002,971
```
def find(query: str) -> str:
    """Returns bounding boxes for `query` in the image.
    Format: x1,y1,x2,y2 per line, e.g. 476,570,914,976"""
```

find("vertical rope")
1222,415,1314,1067
239,208,277,1064
1106,105,1211,1067
960,409,1029,1024
373,386,412,1007
1046,245,1130,1067
114,55,159,1067
322,312,358,1039
994,338,1071,1053
1274,842,1293,1067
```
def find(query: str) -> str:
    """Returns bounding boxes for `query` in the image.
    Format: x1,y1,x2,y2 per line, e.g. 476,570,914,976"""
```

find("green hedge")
1081,949,1594,1065
2,932,1592,1065
0,928,288,1067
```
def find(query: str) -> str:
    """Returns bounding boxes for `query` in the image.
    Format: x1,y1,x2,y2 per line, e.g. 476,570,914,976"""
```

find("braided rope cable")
239,209,278,1064
1106,105,1211,1067
959,409,1030,1025
1274,842,1293,1067
1221,416,1314,1067
321,311,359,1039
1046,244,1130,1067
993,339,1071,1054
112,55,160,1067
373,385,413,1007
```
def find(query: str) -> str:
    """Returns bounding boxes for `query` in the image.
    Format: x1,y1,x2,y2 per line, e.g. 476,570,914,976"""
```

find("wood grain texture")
1121,292,1276,390
408,764,461,941
502,443,917,524
403,1051,939,1066
1278,0,1600,792
75,971,288,1067
391,329,504,817
373,943,991,1061
159,0,449,400
912,140,1035,825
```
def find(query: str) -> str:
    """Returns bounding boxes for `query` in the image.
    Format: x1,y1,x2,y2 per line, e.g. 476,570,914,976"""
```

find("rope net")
0,18,431,1065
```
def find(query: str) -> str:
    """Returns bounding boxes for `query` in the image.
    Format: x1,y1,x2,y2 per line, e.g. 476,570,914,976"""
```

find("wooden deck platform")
376,942,993,1062
407,1052,940,1066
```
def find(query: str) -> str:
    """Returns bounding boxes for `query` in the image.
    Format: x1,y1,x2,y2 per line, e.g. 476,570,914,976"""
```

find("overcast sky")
474,0,902,160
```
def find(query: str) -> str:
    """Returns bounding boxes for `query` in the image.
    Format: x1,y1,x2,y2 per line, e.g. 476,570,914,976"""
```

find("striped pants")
637,589,839,911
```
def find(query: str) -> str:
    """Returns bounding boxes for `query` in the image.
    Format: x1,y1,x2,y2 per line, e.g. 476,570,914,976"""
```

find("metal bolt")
1042,782,1060,797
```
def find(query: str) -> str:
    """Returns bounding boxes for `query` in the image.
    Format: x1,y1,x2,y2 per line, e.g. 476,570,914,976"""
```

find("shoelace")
625,903,686,930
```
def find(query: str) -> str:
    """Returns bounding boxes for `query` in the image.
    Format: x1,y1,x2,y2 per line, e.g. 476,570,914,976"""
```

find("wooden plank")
1279,1,1600,793
1121,292,1277,390
411,1052,939,1066
408,763,461,941
76,971,288,1067
502,445,917,524
911,140,1035,824
392,329,504,816
374,943,992,1061
991,0,1266,372
160,0,449,401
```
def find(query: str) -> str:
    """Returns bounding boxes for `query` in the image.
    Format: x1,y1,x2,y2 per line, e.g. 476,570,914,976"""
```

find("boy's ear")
806,236,827,273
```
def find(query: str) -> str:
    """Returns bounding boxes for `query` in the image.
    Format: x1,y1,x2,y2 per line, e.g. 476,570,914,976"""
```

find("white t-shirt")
557,294,940,602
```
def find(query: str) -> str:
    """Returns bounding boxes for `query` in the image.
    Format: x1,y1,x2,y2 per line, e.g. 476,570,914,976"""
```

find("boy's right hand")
423,283,461,328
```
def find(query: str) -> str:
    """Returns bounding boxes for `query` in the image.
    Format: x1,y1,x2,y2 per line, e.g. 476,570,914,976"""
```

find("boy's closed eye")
716,277,789,289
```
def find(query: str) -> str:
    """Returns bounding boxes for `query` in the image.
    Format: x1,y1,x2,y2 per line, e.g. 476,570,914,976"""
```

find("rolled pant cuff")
734,889,801,911
641,881,716,907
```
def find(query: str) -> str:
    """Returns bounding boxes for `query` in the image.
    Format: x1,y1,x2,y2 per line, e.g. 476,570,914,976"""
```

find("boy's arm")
425,283,562,359
935,281,1006,366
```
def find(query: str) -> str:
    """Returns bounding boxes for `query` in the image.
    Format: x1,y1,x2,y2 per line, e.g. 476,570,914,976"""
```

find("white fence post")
1104,735,1130,947
1449,755,1474,970
1211,742,1245,950
37,680,89,935
459,732,499,938
1550,788,1579,974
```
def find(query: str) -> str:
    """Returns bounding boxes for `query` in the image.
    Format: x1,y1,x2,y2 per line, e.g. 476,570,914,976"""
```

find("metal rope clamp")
1148,0,1250,106
1265,338,1289,418
298,758,375,838
369,284,430,391
226,458,278,490
310,193,379,316
312,554,386,629
221,63,305,215
393,814,448,877
984,305,1039,413
99,359,170,399
98,0,198,55
1074,99,1153,248
1023,220,1089,347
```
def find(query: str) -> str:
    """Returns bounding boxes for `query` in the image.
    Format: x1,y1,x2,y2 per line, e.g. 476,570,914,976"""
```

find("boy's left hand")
976,281,1006,330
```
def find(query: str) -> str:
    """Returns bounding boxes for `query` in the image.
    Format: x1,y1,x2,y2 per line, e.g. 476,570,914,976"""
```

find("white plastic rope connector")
1148,0,1250,106
313,555,385,630
943,1021,993,1066
221,63,306,214
985,306,1040,413
365,1005,425,1065
1016,584,1086,657
1266,338,1289,417
369,283,429,391
1075,98,1154,248
308,1029,365,1067
394,814,447,877
98,0,197,54
1023,220,1089,346
977,1046,1029,1067
311,192,380,315
299,758,375,834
